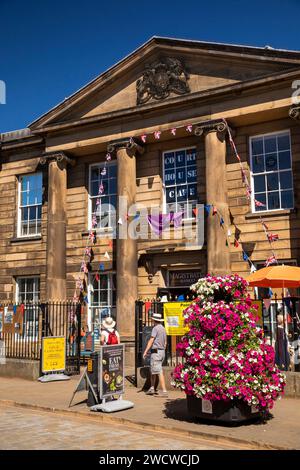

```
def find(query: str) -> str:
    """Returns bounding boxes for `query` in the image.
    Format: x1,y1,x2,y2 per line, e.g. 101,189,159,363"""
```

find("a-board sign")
99,344,124,399
42,336,66,374
163,302,191,336
142,326,153,366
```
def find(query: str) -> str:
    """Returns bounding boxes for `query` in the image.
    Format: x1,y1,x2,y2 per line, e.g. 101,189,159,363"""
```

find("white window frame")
162,146,198,220
15,276,40,339
249,130,294,213
17,172,43,237
87,272,116,331
88,161,117,232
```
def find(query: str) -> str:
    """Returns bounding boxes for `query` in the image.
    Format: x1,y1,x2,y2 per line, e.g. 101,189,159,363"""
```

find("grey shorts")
150,350,165,374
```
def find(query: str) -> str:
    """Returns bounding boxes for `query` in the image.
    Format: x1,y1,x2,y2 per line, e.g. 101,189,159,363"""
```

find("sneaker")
145,388,155,395
155,391,168,398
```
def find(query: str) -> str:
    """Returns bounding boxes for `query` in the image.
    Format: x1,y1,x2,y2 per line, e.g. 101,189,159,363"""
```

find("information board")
42,336,66,373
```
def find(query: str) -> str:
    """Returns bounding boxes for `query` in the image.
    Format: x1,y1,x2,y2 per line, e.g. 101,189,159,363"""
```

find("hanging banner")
41,336,66,374
163,302,191,336
99,344,124,399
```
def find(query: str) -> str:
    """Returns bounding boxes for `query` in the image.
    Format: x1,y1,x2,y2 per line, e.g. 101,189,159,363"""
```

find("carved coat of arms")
136,58,190,105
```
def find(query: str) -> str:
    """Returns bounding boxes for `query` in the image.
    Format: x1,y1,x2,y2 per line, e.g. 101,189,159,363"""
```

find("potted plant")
172,274,285,423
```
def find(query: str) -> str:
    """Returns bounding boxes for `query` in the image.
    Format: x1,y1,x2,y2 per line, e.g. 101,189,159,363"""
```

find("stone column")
40,152,75,300
107,138,143,341
195,121,231,276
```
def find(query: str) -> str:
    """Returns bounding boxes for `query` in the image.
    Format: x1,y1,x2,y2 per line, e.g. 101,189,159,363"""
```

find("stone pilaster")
107,138,143,340
40,151,75,300
194,121,231,276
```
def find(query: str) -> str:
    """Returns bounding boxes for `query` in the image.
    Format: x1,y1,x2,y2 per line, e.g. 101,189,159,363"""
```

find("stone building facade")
1,37,300,342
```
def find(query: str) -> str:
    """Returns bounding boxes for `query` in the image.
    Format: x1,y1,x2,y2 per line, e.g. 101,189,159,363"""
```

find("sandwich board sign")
38,336,70,382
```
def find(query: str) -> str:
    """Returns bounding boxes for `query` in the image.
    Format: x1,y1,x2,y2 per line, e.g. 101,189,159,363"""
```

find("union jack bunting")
264,255,277,267
89,231,96,244
267,233,279,242
154,131,161,139
254,199,266,207
141,134,147,143
186,124,193,133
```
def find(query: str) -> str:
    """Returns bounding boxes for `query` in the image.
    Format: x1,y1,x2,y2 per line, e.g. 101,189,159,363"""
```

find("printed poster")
100,344,124,399
163,302,191,336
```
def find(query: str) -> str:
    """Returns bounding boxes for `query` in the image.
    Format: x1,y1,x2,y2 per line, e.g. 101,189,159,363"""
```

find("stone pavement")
0,375,299,450
0,405,226,450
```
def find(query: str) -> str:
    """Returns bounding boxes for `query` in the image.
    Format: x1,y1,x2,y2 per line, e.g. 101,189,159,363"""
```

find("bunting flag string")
72,152,112,303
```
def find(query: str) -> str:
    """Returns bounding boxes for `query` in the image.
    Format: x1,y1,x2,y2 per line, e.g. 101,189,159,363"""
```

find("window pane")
277,134,290,151
91,181,99,196
175,150,185,167
176,168,186,184
187,167,197,183
280,171,293,190
264,136,277,153
165,170,176,186
278,151,291,170
252,154,264,173
186,150,197,165
187,184,197,200
281,190,294,209
164,152,175,169
251,138,263,156
109,164,117,178
268,192,280,210
265,153,278,171
109,178,117,194
267,173,279,191
253,175,265,192
177,185,188,202
254,193,266,211
21,191,28,206
91,167,99,181
166,186,176,204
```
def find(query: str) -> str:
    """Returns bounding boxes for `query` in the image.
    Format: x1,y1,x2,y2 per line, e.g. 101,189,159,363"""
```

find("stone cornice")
107,137,144,155
40,151,76,167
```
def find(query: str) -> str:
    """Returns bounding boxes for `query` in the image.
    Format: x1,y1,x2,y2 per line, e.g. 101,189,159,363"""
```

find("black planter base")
187,395,261,424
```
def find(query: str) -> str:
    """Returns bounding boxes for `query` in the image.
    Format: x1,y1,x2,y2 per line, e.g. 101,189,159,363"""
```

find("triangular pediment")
29,37,300,130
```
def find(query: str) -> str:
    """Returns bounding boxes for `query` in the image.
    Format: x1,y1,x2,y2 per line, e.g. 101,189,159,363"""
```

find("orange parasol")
247,265,300,288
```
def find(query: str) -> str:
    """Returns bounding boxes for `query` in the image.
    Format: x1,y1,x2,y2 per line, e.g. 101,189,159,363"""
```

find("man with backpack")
100,316,120,345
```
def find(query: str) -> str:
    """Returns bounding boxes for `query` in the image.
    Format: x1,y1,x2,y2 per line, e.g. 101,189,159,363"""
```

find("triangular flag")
118,217,123,225
171,128,177,136
242,251,248,261
225,240,229,246
99,263,105,271
250,263,257,273
154,130,161,139
227,229,232,237
234,239,239,248
220,217,224,226
269,288,273,298
263,298,271,311
104,251,110,260
193,208,198,217
108,240,113,248
95,273,100,282
204,204,211,215
212,206,217,215
186,124,193,133
106,153,112,161
141,134,147,143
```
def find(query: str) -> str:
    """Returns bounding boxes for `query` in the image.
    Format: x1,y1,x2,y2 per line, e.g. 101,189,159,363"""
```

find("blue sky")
0,0,299,133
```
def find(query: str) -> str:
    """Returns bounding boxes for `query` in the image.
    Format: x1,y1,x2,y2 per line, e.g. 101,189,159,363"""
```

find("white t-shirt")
101,329,120,344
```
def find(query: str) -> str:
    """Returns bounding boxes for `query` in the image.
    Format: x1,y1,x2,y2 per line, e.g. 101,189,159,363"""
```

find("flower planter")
187,395,261,424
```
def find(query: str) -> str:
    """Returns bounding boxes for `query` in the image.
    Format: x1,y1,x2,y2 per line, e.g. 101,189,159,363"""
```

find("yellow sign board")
42,336,66,373
163,302,191,336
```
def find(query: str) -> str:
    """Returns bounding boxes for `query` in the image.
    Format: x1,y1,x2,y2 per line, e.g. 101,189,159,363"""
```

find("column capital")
107,137,144,156
39,151,76,168
194,119,228,137
289,105,300,121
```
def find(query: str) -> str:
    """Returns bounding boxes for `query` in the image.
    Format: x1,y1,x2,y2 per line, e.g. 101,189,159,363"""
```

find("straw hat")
102,316,116,330
150,311,164,322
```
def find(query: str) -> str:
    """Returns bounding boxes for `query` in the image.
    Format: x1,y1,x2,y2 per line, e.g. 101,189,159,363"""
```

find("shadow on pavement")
163,398,273,428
